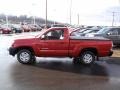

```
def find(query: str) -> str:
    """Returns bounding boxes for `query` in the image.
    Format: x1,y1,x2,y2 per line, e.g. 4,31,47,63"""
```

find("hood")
12,35,36,45
13,35,36,46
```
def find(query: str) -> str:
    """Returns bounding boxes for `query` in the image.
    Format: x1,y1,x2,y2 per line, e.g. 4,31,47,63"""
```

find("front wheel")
80,51,96,65
17,49,35,64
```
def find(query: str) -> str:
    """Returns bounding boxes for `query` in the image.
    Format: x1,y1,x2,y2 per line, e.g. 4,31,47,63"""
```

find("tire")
17,49,35,64
80,51,95,65
73,57,80,64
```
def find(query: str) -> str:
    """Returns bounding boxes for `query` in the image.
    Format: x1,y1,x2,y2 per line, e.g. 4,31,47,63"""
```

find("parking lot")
0,33,120,90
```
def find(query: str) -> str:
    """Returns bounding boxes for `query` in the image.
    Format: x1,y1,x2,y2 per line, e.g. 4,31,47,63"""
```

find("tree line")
0,14,58,25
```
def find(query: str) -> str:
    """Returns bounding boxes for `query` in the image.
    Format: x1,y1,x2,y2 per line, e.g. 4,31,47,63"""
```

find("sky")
0,0,119,25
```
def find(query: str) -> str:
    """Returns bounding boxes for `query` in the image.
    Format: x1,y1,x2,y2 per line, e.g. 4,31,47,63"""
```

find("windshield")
35,29,48,38
97,28,110,34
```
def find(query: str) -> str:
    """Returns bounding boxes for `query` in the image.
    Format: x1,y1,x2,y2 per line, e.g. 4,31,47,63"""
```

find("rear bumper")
108,50,113,56
9,47,17,56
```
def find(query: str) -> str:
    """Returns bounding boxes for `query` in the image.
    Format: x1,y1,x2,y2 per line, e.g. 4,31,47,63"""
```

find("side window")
107,29,118,35
44,30,64,40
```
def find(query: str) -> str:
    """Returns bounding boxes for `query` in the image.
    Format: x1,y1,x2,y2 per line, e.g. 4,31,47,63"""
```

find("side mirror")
41,35,45,40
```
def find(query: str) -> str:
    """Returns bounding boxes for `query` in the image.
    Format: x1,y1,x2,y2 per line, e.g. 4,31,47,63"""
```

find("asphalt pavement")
0,33,120,90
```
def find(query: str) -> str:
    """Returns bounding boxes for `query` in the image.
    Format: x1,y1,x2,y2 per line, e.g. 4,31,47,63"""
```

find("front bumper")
108,50,113,56
9,47,17,56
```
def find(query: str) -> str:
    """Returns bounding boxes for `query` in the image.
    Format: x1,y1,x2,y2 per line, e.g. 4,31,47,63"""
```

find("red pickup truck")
9,27,113,65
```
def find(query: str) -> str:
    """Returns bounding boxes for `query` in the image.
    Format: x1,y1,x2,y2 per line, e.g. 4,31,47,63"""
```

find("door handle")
41,48,49,50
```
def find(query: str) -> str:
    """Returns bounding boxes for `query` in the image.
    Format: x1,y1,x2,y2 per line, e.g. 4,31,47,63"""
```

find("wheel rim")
83,54,93,64
19,52,30,62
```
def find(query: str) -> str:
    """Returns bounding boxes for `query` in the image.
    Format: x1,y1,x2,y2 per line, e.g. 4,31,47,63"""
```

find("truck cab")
36,27,70,57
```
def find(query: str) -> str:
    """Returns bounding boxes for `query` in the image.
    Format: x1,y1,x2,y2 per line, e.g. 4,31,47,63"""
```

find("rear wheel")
17,49,35,64
80,51,95,65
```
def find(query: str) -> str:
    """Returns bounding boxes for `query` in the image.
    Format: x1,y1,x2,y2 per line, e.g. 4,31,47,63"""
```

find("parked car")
21,24,31,32
51,24,67,27
11,24,23,33
80,29,99,36
29,24,42,31
86,27,120,45
71,28,99,36
29,24,37,32
0,25,12,34
85,26,94,29
35,25,42,31
9,27,113,65
70,28,84,36
40,24,51,29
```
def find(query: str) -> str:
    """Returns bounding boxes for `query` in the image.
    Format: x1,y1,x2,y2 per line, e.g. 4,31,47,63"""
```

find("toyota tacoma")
9,27,113,65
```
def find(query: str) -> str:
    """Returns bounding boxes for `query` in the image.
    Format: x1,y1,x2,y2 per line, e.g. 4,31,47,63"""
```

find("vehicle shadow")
106,57,120,65
32,58,109,77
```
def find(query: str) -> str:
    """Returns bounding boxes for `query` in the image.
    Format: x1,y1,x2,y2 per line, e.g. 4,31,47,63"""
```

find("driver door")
37,29,69,57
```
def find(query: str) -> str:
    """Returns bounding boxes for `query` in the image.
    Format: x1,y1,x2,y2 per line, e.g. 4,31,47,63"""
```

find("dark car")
11,25,23,33
91,27,120,45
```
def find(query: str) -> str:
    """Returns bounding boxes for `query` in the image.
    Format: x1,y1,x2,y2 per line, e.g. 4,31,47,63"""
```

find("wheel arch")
80,47,98,56
15,46,35,55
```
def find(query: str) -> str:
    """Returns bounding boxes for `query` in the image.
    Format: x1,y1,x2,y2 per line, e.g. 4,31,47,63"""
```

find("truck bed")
70,36,110,41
